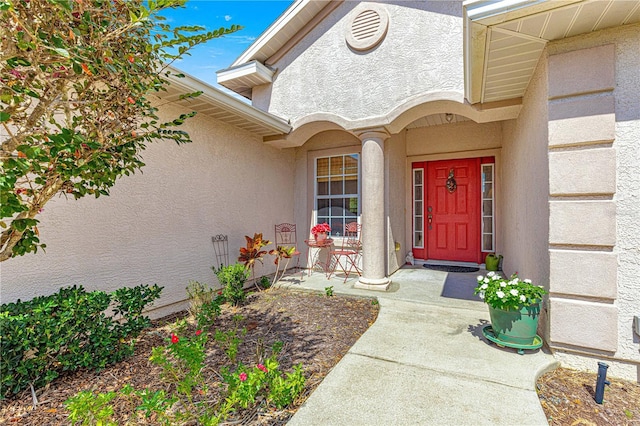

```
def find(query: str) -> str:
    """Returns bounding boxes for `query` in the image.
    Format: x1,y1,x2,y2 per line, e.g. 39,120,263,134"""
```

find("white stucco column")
354,128,391,291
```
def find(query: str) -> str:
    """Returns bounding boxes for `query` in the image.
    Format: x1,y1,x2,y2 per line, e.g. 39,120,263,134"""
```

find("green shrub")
213,263,249,306
186,280,214,317
65,333,306,425
186,281,223,329
0,284,162,399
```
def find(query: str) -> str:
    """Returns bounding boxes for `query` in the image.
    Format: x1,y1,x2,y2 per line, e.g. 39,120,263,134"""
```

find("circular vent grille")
352,10,381,41
346,5,389,51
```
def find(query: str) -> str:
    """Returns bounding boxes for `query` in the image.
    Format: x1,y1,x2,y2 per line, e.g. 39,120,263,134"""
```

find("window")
413,168,424,248
481,163,495,252
316,154,360,236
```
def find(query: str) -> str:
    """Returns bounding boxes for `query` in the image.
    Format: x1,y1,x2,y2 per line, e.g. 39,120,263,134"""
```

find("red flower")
257,364,267,373
239,372,247,382
128,55,135,63
127,97,135,104
195,330,202,336
311,222,331,236
217,291,223,295
171,334,179,344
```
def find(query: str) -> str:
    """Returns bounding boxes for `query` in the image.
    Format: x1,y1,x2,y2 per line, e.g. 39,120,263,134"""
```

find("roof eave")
216,61,275,101
166,66,291,136
231,0,323,67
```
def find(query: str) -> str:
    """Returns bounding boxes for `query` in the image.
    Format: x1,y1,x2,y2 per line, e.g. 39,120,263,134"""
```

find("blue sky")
161,1,294,89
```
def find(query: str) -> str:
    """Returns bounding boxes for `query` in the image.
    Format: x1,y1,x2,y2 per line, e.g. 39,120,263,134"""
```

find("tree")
0,0,240,261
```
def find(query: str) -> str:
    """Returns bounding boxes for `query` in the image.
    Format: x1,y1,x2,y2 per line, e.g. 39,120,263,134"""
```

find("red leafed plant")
238,233,271,287
269,245,296,285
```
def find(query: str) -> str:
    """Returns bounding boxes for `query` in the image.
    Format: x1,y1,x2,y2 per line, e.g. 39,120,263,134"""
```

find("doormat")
424,264,479,273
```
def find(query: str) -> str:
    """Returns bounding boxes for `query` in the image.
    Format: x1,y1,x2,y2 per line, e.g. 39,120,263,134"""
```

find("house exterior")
2,0,639,381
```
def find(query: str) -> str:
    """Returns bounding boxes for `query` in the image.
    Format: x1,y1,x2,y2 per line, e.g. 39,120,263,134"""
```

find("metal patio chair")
274,223,301,277
327,222,362,282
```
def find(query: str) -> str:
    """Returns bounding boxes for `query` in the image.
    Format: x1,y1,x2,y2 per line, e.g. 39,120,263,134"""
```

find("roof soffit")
163,68,291,138
465,0,640,104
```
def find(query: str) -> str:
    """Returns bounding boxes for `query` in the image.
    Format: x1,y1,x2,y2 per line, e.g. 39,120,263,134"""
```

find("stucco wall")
545,23,640,381
385,132,406,274
499,52,550,290
406,120,502,157
0,102,295,317
254,1,464,124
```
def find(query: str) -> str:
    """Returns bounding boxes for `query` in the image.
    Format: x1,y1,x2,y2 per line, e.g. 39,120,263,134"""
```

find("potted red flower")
311,223,331,241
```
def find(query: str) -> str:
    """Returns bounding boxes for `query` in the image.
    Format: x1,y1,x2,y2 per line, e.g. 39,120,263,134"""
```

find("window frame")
313,152,361,237
481,162,495,253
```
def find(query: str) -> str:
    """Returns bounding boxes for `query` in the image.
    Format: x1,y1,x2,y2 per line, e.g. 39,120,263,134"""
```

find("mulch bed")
3,286,639,426
537,366,640,425
0,288,379,425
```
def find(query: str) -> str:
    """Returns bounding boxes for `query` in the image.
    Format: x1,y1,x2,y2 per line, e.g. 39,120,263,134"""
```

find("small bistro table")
304,238,334,276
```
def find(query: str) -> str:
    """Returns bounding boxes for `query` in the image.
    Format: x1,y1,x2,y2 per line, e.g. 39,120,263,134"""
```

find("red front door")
412,158,481,263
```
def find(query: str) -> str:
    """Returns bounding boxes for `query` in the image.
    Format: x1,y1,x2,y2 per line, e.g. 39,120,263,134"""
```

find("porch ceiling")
465,0,640,104
407,114,471,129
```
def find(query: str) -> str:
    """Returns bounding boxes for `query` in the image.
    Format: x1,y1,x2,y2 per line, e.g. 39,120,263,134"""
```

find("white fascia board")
231,0,312,67
167,66,291,135
463,8,487,104
464,0,583,24
216,61,274,86
464,0,548,21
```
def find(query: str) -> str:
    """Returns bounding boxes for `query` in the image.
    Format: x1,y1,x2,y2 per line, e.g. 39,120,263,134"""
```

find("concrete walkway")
277,267,557,426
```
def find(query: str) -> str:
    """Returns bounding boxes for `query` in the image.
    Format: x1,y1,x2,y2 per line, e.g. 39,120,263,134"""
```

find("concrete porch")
279,265,488,311
277,266,557,425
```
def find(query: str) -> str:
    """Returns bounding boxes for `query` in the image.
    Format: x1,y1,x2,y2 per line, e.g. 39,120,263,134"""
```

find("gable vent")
352,10,381,40
346,5,389,52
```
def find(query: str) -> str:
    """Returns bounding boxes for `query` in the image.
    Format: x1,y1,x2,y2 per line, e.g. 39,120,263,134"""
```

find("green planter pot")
488,303,541,345
485,254,502,271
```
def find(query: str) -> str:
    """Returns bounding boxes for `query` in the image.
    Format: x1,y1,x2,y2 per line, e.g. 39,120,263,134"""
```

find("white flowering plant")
474,272,547,310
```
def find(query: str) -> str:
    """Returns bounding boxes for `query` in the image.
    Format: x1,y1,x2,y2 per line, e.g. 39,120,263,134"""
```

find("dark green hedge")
0,284,162,399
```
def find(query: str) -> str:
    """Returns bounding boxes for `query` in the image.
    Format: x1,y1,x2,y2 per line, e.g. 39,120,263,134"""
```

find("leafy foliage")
186,280,223,329
0,0,241,261
65,332,306,425
213,263,249,306
269,245,296,284
238,233,270,271
65,390,119,426
474,272,548,310
0,284,162,399
150,329,208,401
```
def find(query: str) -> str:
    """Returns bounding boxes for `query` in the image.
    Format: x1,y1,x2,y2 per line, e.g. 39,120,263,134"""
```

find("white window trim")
412,167,424,249
313,153,361,237
481,163,495,252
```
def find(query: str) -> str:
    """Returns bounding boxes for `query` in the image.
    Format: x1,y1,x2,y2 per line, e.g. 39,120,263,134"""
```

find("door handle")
427,214,432,224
